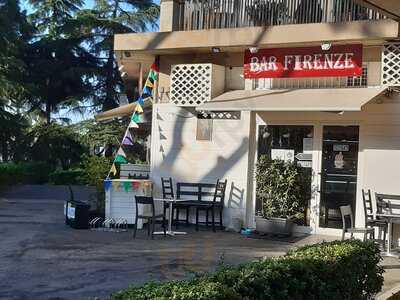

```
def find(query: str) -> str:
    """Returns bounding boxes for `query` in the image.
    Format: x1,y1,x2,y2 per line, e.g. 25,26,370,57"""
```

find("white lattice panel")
382,43,400,86
170,63,225,106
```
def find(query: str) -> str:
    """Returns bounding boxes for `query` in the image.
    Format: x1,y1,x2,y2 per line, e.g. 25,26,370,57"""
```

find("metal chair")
340,205,374,241
133,196,166,239
362,189,387,242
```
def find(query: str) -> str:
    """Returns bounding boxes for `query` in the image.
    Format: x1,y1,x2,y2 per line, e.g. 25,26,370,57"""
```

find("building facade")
114,0,400,237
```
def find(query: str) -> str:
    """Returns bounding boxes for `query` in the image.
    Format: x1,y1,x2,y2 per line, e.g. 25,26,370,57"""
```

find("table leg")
382,220,399,257
154,201,187,236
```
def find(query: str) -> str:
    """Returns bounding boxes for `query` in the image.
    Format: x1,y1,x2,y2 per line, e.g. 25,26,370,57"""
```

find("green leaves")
110,240,384,300
256,156,309,221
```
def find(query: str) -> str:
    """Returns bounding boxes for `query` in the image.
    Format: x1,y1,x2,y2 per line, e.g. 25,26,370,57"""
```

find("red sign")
244,44,363,79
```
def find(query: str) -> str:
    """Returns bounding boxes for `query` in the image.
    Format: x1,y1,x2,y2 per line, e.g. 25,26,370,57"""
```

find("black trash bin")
65,200,90,229
64,186,90,229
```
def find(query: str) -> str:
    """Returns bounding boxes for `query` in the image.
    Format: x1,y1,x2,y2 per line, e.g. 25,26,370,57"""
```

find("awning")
196,87,386,112
95,101,152,122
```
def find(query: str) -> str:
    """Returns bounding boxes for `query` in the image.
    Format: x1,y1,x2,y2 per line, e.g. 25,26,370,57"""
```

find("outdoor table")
375,212,400,257
153,198,188,236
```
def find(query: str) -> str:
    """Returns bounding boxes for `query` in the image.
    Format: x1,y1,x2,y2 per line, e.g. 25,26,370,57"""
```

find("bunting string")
106,59,159,179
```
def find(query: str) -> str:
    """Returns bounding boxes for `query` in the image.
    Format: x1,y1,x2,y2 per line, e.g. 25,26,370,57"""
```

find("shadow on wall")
153,107,249,209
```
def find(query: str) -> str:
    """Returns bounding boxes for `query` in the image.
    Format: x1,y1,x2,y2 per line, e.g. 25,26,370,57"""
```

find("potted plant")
255,155,307,236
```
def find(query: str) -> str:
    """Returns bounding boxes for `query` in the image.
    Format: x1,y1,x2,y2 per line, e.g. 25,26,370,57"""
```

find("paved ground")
0,185,399,300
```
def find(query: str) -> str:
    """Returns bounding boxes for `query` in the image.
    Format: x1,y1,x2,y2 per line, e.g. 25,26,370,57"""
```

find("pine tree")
67,0,159,111
26,0,98,123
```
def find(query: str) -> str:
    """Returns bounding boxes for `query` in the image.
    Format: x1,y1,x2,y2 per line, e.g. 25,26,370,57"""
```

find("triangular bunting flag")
142,86,152,96
110,164,117,176
145,79,154,88
132,113,141,123
129,120,138,128
150,62,159,72
135,104,143,113
123,181,131,192
112,181,120,190
149,70,158,81
137,96,145,107
115,154,128,164
122,131,134,146
104,180,112,191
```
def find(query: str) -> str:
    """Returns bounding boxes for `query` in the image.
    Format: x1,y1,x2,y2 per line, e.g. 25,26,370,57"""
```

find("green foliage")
0,162,52,186
66,0,159,110
49,169,85,185
81,154,112,212
110,240,383,300
256,156,308,220
29,123,86,169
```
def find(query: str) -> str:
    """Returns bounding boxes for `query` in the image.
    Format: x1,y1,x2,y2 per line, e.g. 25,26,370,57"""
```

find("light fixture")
121,72,128,78
212,47,221,53
321,42,332,51
249,46,259,54
118,65,125,72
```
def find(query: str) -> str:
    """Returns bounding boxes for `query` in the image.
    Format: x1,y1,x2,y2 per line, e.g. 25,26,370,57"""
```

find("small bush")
49,169,86,185
255,156,309,222
110,240,383,300
0,162,52,186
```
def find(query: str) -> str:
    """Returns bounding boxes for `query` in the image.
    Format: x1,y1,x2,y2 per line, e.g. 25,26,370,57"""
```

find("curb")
377,285,400,300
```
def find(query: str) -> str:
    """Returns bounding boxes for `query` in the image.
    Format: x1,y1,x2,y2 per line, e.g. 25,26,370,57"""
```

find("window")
196,114,212,141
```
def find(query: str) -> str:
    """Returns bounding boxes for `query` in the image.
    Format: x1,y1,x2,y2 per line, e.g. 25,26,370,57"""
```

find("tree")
66,0,159,111
0,0,33,162
25,0,99,124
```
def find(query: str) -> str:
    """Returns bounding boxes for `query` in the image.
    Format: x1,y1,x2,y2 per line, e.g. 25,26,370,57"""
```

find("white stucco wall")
150,103,251,228
256,93,400,237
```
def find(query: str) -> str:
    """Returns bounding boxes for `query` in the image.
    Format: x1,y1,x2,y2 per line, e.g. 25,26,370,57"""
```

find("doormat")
246,232,307,243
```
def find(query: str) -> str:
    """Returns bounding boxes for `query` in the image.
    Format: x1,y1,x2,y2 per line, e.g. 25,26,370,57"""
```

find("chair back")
135,196,155,217
340,205,354,231
362,189,374,222
161,177,174,199
213,179,227,204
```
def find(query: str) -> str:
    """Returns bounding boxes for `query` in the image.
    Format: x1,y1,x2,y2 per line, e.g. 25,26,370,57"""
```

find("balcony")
176,0,385,31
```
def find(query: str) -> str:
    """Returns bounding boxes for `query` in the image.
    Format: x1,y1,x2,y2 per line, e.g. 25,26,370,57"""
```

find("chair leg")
341,229,345,241
363,232,366,242
163,218,166,236
196,208,199,231
212,207,215,232
147,220,151,237
133,221,138,239
350,232,354,240
151,218,155,240
219,209,223,230
175,208,179,229
163,206,166,229
206,209,209,227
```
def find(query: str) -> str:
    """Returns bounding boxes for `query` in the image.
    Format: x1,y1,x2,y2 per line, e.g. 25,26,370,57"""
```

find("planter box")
255,216,294,236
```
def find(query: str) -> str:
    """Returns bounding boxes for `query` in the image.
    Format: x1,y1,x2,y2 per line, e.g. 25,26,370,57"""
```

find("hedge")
110,240,383,300
0,162,52,186
48,169,86,185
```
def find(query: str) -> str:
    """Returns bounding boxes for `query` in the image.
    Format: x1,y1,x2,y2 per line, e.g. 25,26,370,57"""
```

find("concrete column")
160,0,181,32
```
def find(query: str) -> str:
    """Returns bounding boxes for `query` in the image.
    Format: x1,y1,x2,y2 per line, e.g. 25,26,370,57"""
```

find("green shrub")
0,162,52,186
255,155,309,222
110,240,383,300
81,154,112,213
49,169,86,185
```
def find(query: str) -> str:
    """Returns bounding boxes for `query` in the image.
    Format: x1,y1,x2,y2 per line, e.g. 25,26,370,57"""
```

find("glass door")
319,126,359,229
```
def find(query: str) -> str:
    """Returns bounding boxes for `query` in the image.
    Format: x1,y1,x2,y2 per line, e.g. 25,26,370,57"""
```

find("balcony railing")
177,0,385,31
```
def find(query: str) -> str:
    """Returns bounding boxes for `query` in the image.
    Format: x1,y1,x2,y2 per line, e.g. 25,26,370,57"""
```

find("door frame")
253,116,363,236
315,122,363,236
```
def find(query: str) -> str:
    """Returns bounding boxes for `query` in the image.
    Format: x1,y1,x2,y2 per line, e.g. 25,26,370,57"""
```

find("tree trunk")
45,100,51,124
